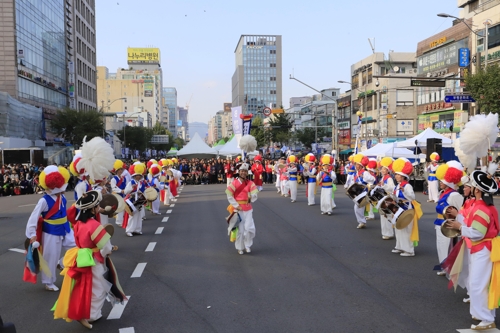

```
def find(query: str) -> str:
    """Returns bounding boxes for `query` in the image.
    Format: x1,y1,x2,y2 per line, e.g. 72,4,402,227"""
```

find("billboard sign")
127,47,160,64
231,106,242,135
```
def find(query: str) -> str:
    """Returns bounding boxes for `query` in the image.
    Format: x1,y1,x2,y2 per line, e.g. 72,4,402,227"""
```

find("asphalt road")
0,183,497,333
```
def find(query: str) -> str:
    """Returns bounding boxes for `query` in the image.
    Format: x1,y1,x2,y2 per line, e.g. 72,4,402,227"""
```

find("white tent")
176,132,217,158
218,135,259,157
362,143,424,160
396,128,453,148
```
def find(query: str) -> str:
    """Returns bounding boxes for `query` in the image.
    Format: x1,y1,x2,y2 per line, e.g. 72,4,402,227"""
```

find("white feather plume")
77,136,115,181
488,162,498,176
453,138,475,172
460,113,499,160
239,135,257,153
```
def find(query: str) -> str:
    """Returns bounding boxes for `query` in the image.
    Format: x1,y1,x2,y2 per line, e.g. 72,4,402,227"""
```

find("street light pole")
100,97,126,140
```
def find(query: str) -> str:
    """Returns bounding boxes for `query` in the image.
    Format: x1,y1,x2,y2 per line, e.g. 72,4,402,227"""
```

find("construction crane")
185,93,193,110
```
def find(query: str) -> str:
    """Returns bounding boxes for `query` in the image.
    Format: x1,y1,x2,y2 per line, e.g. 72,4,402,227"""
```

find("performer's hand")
30,236,37,243
445,207,458,219
235,205,242,211
444,220,461,231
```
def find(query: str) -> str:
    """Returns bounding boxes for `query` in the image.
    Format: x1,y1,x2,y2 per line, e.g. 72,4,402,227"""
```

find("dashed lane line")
155,227,164,234
107,295,131,320
8,248,25,254
18,204,36,207
162,217,169,222
170,204,175,207
119,328,135,333
166,210,172,214
145,242,156,252
131,263,147,278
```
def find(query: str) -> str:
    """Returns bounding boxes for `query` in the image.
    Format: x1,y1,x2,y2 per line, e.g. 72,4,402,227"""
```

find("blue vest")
149,177,160,192
307,168,316,183
113,175,126,197
434,190,455,226
42,194,70,236
289,171,297,181
428,165,438,181
321,172,333,188
346,164,356,176
130,179,146,193
354,170,367,185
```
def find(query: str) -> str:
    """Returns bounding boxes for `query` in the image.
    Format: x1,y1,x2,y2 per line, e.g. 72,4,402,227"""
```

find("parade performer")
365,158,378,220
148,163,162,215
427,152,440,203
123,163,147,237
110,160,126,226
53,190,127,329
303,153,317,206
316,154,336,215
434,161,465,276
224,158,235,186
344,155,356,188
25,166,75,291
391,158,422,256
159,159,173,206
279,161,289,196
287,155,299,203
274,157,285,194
169,159,179,197
70,154,91,201
378,157,395,240
251,155,264,191
226,163,259,255
352,153,375,229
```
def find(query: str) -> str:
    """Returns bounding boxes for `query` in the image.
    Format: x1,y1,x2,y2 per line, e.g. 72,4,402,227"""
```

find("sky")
96,0,462,125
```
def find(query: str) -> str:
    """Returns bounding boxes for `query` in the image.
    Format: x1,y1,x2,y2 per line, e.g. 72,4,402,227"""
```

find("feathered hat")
147,159,158,169
435,160,464,189
234,156,242,163
453,138,475,173
352,153,369,167
149,164,161,177
320,154,333,166
159,158,169,169
460,113,499,194
430,152,440,163
239,135,257,153
392,157,413,178
379,157,393,171
367,158,378,172
112,159,125,173
254,155,263,163
171,158,178,165
304,153,316,164
77,136,115,182
348,155,354,162
287,155,298,165
129,163,146,177
69,153,85,177
39,165,71,194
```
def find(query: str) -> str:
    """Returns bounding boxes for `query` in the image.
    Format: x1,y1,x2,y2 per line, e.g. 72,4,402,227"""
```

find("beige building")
207,109,233,145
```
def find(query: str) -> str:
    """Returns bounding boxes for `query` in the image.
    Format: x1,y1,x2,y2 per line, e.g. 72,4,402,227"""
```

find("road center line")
8,248,25,254
145,242,156,252
131,263,147,278
155,227,164,234
167,209,172,214
18,204,36,207
170,204,175,207
107,295,131,320
162,217,169,222
119,328,135,333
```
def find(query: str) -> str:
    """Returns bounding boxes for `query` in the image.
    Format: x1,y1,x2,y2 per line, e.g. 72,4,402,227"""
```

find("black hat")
471,170,498,194
76,190,102,211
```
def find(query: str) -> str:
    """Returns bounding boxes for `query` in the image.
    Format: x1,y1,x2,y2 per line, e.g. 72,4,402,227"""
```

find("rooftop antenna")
368,38,375,54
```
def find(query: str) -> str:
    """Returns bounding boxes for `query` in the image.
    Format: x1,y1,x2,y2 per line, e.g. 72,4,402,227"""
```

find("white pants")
435,225,451,263
152,196,160,214
281,179,288,195
320,187,335,213
354,204,366,224
163,187,172,206
140,205,145,219
469,248,495,323
395,221,414,254
380,214,394,237
41,230,76,284
289,180,297,201
276,177,281,191
235,210,256,251
307,182,316,205
99,214,109,225
367,204,374,219
428,180,439,202
126,210,143,234
90,262,112,321
115,211,124,226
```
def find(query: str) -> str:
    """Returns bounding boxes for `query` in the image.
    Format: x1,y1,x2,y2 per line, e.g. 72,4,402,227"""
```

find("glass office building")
163,87,178,136
15,0,67,108
232,35,282,116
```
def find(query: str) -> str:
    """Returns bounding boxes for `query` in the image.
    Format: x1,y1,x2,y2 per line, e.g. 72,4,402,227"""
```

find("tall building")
163,87,178,136
178,106,189,140
66,0,97,111
232,35,282,116
0,0,70,148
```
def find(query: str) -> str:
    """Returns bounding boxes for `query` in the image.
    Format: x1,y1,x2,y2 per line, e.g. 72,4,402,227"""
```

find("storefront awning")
340,148,353,155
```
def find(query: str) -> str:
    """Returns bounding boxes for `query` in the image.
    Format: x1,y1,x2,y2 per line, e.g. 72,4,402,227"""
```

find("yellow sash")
411,200,423,245
44,217,67,225
488,237,500,309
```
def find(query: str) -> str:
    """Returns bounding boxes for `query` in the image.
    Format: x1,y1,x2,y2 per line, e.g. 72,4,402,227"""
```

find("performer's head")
379,157,393,176
238,163,249,180
470,169,498,206
436,161,464,191
75,190,102,222
113,160,125,177
461,175,473,198
392,158,412,182
430,152,440,165
394,173,405,183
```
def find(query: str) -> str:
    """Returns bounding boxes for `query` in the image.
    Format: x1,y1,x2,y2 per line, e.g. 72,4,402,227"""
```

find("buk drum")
125,193,147,216
346,183,369,208
368,186,388,207
144,187,158,201
377,196,414,229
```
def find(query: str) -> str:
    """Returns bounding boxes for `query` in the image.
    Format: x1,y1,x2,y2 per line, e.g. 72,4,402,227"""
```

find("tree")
150,122,174,152
250,117,268,148
267,113,293,145
50,108,103,147
296,128,316,148
116,126,152,151
465,63,500,114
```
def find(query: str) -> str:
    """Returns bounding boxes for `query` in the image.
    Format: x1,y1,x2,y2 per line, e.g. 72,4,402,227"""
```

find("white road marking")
107,295,131,320
170,204,175,207
457,329,500,332
8,248,25,254
119,328,135,333
162,217,169,222
155,227,164,234
145,242,156,252
18,204,36,207
131,263,147,278
167,209,172,214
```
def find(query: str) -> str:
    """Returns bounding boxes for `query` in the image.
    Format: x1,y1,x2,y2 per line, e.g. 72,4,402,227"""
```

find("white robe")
427,163,439,202
379,177,395,238
317,170,336,213
304,166,317,205
353,170,375,225
288,166,298,201
393,182,415,254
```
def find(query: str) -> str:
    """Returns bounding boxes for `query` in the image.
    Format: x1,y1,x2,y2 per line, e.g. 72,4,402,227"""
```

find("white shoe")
321,212,325,215
463,297,470,303
238,250,244,255
126,232,133,237
245,247,251,253
391,249,403,253
366,216,374,220
45,283,59,291
291,200,295,203
400,252,415,257
471,321,496,330
382,236,392,240
356,223,366,229
308,203,315,206
327,212,332,215
436,270,446,276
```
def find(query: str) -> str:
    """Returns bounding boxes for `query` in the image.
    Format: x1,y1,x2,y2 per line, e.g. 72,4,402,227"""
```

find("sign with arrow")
444,94,475,103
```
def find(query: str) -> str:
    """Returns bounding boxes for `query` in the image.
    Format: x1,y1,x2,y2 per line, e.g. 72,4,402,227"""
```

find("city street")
0,183,496,333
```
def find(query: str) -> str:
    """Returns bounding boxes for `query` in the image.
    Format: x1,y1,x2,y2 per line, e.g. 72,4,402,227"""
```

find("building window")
469,0,479,12
396,89,414,106
269,63,276,68
270,49,276,54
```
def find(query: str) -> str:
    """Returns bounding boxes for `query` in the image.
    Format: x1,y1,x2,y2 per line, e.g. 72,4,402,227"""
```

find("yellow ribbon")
488,237,500,309
44,217,67,225
53,247,79,322
411,200,423,245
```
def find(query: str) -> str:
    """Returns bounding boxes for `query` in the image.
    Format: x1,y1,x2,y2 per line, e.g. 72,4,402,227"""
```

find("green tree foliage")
50,108,103,147
267,113,293,144
465,63,500,114
250,117,268,147
116,126,152,151
295,128,316,148
150,122,174,151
